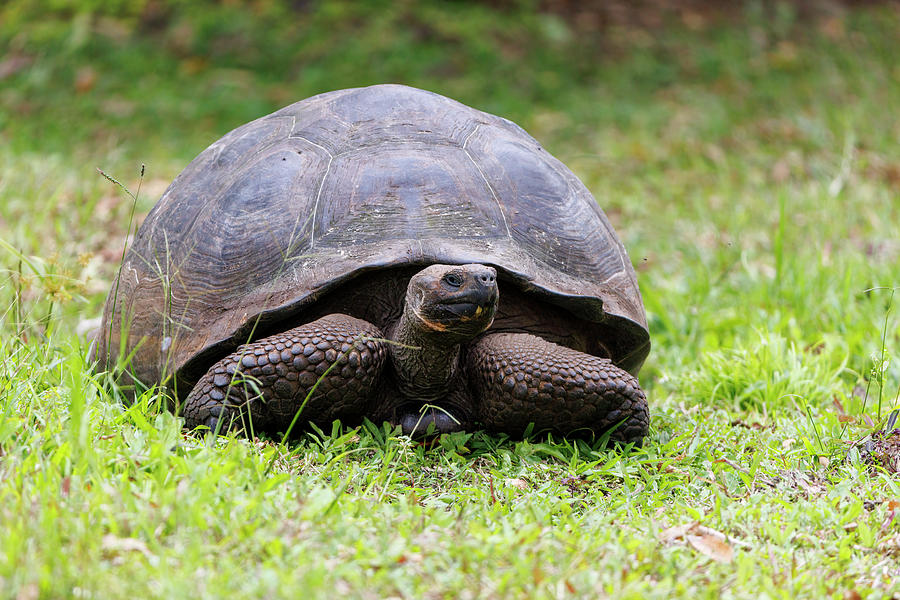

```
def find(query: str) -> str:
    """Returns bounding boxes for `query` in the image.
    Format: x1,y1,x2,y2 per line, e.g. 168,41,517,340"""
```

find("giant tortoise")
97,84,651,444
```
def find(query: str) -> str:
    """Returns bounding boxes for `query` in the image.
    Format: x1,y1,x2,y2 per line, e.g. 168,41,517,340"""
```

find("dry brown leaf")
659,522,695,543
659,522,740,563
101,534,155,560
505,478,530,491
686,533,734,563
75,67,97,94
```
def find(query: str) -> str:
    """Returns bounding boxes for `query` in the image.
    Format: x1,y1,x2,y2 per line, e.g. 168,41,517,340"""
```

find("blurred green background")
6,0,896,164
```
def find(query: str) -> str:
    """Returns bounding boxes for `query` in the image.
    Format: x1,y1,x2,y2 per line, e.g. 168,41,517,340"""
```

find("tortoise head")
405,264,498,341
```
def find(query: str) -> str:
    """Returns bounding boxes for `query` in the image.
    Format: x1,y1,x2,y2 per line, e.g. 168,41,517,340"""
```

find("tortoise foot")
182,314,387,436
398,406,465,437
467,333,649,445
201,405,240,436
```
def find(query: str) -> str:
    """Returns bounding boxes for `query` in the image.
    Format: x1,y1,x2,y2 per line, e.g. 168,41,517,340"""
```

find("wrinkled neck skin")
388,310,463,403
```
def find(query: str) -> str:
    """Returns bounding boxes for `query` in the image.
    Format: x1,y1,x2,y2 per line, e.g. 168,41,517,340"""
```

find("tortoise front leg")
466,333,648,444
183,314,387,436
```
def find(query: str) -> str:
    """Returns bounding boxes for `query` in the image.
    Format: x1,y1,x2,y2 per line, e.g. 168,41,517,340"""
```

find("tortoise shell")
97,84,649,395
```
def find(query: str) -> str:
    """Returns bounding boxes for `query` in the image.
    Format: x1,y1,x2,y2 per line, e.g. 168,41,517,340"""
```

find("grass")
2,1,900,597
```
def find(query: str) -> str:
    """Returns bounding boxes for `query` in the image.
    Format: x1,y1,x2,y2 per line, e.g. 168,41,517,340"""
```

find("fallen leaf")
75,66,97,94
659,522,694,543
505,478,530,490
686,533,734,563
101,535,155,561
659,522,741,563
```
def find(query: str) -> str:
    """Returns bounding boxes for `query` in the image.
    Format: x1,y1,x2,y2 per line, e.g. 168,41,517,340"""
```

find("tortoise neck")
389,312,461,402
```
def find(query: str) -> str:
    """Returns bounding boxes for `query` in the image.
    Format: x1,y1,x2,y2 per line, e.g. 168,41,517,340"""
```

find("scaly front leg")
467,333,648,444
183,314,387,436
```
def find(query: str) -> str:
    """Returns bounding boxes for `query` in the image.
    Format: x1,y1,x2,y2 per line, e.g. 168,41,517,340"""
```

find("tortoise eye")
443,273,463,288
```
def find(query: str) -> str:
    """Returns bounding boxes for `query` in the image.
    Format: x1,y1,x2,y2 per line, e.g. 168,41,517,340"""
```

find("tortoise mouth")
437,301,487,319
440,284,498,306
424,301,496,333
430,285,498,321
